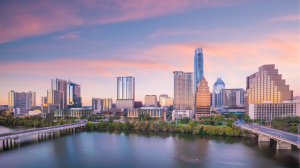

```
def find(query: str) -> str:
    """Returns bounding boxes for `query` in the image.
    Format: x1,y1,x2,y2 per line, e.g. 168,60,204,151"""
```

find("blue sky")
0,0,299,105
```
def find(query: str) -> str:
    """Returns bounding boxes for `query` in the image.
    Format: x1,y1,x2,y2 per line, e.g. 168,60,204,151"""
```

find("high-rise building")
41,96,47,107
173,71,193,110
245,64,293,114
47,89,63,107
194,47,204,93
51,78,67,109
116,76,135,109
195,77,212,118
8,90,36,109
67,80,82,109
159,94,168,106
145,95,157,106
160,97,173,107
223,88,246,106
134,101,143,108
93,98,113,113
212,78,225,107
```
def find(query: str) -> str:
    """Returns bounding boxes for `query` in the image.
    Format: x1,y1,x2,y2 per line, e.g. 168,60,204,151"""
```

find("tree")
179,117,190,124
243,115,250,121
226,119,235,127
288,126,298,134
108,117,114,123
80,115,87,119
209,120,215,125
187,121,196,129
247,119,253,123
213,115,225,122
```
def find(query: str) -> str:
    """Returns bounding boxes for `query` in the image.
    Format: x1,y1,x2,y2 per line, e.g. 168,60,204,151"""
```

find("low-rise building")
172,110,193,120
29,110,41,116
249,99,300,120
127,107,167,118
101,111,113,118
220,106,245,115
54,108,94,118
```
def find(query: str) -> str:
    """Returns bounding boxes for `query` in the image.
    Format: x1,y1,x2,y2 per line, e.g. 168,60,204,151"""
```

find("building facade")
51,78,68,109
172,110,193,120
195,77,212,118
223,88,246,106
173,71,193,111
160,97,173,107
245,64,293,114
212,78,225,107
145,95,157,107
194,47,204,94
67,80,82,109
8,90,36,109
159,94,168,106
54,108,94,118
249,99,300,120
127,107,166,118
41,96,47,107
47,89,64,108
92,98,113,113
116,76,135,109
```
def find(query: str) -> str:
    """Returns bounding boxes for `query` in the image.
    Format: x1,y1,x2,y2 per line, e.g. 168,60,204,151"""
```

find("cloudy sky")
0,0,299,106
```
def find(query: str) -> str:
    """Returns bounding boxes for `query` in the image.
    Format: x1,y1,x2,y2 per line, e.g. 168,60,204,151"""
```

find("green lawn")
214,124,227,127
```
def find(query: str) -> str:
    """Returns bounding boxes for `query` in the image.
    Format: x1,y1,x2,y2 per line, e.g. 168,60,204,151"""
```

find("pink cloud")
270,14,300,22
149,29,226,38
54,31,79,40
0,0,241,44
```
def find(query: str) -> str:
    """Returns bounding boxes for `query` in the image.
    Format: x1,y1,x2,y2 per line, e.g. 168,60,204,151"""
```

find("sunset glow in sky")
0,0,299,106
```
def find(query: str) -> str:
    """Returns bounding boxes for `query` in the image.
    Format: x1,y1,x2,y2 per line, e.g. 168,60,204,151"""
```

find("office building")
8,90,36,109
173,71,193,110
245,64,293,114
159,94,168,106
51,78,67,109
92,98,113,113
172,110,193,120
54,108,94,118
160,97,173,107
212,78,225,107
41,104,60,118
249,99,300,120
127,107,167,118
67,80,82,109
219,106,245,115
145,95,157,107
223,88,246,106
195,77,213,118
41,96,47,107
194,47,204,93
116,76,135,109
47,89,64,108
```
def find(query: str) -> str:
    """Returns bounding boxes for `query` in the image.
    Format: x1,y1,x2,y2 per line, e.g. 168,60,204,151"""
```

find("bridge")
235,121,299,149
0,122,86,148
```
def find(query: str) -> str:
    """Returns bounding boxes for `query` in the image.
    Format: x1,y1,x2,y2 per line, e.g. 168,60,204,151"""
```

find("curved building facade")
195,77,212,118
194,47,204,93
212,78,225,107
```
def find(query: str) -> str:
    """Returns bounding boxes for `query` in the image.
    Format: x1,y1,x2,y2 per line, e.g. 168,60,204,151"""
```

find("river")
0,126,299,168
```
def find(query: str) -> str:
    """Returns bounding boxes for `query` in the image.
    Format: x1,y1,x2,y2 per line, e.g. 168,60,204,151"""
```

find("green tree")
80,115,87,119
288,126,298,134
108,117,114,123
213,115,225,122
226,119,235,127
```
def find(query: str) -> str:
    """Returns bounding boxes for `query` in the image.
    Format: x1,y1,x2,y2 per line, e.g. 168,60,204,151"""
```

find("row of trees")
85,119,244,137
0,115,76,128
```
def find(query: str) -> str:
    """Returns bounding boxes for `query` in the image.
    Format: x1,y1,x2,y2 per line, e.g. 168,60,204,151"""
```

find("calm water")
0,126,299,168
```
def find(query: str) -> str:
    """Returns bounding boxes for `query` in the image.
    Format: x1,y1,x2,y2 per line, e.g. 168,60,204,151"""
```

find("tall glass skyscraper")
51,78,67,109
67,81,82,109
212,78,225,107
194,47,204,93
116,76,135,109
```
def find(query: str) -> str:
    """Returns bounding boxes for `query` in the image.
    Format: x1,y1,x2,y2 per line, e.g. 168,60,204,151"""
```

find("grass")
214,124,227,127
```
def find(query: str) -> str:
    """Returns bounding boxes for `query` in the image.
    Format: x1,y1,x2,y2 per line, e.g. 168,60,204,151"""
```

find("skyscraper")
173,71,193,110
245,64,293,114
51,78,67,109
223,88,246,106
67,80,82,109
41,96,47,107
145,95,157,106
194,47,204,93
8,90,36,109
212,78,225,107
92,98,112,112
116,76,135,109
195,77,211,118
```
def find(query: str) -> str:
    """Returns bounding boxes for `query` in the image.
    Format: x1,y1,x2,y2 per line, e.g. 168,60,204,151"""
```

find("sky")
0,0,299,106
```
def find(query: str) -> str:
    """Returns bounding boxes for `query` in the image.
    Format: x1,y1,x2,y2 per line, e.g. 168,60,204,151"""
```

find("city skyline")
0,0,299,106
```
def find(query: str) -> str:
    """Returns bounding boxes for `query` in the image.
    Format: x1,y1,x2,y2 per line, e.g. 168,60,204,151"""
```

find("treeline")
0,115,77,128
271,116,300,134
85,120,245,137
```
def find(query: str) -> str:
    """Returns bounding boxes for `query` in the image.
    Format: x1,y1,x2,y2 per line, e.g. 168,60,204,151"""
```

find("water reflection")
0,127,299,168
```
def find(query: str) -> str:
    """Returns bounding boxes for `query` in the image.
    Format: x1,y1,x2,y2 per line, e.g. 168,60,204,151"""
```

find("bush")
226,119,235,127
218,122,222,125
209,120,215,125
288,126,298,134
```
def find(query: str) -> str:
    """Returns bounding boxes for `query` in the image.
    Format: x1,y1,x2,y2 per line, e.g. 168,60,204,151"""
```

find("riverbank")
85,120,245,137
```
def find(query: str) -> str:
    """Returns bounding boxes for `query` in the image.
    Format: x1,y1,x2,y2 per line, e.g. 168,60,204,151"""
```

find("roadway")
235,121,299,144
0,122,85,138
